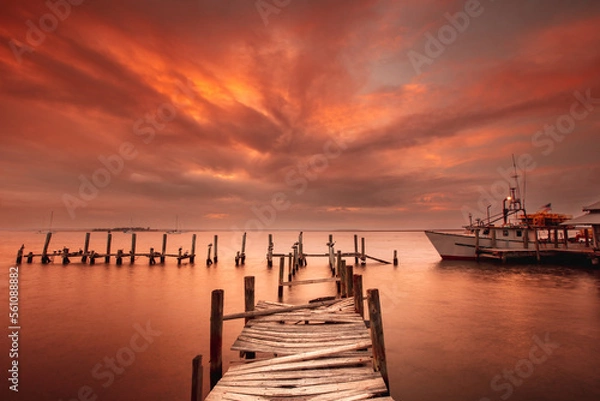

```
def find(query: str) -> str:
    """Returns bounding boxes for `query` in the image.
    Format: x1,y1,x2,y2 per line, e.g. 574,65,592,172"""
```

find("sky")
1,0,599,231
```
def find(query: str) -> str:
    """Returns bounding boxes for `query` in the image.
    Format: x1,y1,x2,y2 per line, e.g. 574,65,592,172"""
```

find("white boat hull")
424,230,534,260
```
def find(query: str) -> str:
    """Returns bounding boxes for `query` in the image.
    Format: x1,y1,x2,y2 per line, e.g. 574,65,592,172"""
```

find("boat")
426,187,549,260
425,163,598,264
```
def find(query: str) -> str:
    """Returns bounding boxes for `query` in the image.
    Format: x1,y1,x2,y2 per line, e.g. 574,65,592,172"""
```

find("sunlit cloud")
0,0,599,230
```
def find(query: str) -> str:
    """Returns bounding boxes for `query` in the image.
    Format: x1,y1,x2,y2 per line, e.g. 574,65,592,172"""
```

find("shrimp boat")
425,175,598,263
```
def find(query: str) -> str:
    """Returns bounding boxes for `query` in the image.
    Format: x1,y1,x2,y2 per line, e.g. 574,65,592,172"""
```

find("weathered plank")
229,340,372,373
223,299,341,321
211,377,387,397
225,356,373,377
219,367,375,382
279,277,339,287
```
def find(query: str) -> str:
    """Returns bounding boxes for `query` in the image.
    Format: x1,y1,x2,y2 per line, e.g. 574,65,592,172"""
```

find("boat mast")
502,155,523,225
521,168,529,226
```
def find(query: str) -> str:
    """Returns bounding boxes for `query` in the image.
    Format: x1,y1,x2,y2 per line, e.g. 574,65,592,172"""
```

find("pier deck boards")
206,298,394,400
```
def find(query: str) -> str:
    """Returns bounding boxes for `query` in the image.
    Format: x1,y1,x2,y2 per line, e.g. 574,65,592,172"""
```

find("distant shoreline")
0,227,464,233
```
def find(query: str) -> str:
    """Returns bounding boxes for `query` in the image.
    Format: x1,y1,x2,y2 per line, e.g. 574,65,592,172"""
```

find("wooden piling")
393,250,398,266
16,245,24,264
26,252,34,264
190,234,197,263
241,232,247,265
206,244,213,266
267,234,273,267
278,256,285,299
244,276,255,323
210,289,224,389
337,251,343,295
149,248,156,265
292,244,299,272
191,355,203,401
354,234,359,264
534,228,541,263
360,237,366,265
288,253,293,282
116,249,123,266
367,288,389,393
554,228,559,248
161,233,167,263
353,274,364,318
244,276,256,359
105,232,112,263
474,229,480,262
340,258,347,298
346,264,354,297
82,232,90,263
213,235,218,263
328,234,335,270
41,232,52,264
130,233,137,264
62,247,70,265
298,231,304,266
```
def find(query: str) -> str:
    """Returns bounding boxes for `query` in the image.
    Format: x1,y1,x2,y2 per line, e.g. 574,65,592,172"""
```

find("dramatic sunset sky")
1,0,599,230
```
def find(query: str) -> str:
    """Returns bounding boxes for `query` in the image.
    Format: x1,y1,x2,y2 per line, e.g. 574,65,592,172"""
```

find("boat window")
503,230,509,236
516,230,522,237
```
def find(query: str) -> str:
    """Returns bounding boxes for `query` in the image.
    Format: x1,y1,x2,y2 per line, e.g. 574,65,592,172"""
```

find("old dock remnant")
16,231,199,265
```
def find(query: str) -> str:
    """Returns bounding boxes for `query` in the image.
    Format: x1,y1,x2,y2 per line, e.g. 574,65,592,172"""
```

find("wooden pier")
267,233,396,270
193,273,395,400
16,231,401,270
16,231,201,266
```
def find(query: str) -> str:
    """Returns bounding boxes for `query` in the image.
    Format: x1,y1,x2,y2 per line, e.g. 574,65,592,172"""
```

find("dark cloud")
1,0,599,229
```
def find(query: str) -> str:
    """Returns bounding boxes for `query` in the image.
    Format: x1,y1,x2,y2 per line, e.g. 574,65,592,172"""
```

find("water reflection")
1,230,599,401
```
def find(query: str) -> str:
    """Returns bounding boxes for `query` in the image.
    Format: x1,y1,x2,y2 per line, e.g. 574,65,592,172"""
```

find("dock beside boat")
476,245,600,263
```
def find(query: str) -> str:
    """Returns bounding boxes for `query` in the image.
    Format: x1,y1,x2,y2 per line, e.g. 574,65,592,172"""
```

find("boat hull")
424,231,481,260
424,229,534,260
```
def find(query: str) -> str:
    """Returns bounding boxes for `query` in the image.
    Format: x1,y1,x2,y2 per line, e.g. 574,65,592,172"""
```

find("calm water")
1,230,599,401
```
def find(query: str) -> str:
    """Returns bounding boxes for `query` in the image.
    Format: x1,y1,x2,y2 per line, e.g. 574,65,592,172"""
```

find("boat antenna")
522,169,527,210
521,169,530,227
511,155,520,199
